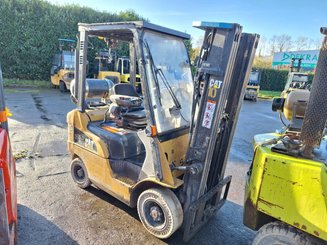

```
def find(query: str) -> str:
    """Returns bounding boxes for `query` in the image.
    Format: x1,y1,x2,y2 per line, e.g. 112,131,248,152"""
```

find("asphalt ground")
5,88,280,245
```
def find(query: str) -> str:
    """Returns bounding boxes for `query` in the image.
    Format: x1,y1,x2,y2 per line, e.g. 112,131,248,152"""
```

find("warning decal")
202,100,216,129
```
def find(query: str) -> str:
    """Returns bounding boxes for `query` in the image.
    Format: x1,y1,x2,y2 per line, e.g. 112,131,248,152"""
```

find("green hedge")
255,68,314,91
0,0,143,80
258,69,289,91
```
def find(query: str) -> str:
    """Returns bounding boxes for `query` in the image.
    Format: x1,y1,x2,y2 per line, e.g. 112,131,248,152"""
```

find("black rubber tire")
13,220,17,245
70,158,91,189
253,222,316,245
137,188,183,239
59,81,68,93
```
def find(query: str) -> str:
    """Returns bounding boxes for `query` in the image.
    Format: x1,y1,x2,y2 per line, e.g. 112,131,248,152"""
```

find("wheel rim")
143,200,166,229
73,165,85,182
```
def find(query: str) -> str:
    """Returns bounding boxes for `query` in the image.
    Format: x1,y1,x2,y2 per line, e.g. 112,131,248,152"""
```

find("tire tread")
253,221,323,245
137,187,183,239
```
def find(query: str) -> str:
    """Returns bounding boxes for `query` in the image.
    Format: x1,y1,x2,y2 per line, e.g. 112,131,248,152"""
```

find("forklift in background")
50,38,76,92
96,48,142,93
280,58,310,98
244,69,261,101
0,65,17,244
244,27,327,244
67,21,259,240
96,49,118,81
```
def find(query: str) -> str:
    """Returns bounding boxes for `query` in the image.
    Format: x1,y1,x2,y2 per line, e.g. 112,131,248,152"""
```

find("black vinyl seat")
113,83,140,97
112,83,147,129
123,109,146,119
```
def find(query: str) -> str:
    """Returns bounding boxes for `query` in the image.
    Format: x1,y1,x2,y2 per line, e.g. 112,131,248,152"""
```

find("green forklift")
244,27,327,244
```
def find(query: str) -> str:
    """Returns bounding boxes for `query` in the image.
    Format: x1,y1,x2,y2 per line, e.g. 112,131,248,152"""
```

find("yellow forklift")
50,38,75,92
96,49,142,93
244,27,327,244
244,70,261,102
280,58,310,98
67,21,259,240
96,49,118,81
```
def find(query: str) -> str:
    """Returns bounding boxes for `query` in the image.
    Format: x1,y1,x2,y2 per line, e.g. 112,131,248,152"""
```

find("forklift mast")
181,22,259,241
58,38,76,52
290,57,302,72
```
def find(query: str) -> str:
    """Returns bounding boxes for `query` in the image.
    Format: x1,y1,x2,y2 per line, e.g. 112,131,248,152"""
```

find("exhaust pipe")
321,27,327,35
300,28,327,158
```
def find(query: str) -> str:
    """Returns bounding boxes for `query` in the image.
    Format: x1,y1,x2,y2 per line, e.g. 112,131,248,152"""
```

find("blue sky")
47,0,326,45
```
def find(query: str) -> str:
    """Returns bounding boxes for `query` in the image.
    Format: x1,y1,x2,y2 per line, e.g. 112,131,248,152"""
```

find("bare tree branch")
269,35,278,55
257,36,267,57
275,34,292,52
296,36,309,50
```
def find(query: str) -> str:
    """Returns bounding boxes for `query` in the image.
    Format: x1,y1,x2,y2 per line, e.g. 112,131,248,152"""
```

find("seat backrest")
113,83,139,97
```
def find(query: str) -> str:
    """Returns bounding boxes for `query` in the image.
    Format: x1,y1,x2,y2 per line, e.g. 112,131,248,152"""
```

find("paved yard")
5,88,280,244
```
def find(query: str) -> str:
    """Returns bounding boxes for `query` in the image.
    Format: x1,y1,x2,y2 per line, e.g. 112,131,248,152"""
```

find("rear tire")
137,188,183,239
253,221,315,245
59,81,68,93
70,158,91,189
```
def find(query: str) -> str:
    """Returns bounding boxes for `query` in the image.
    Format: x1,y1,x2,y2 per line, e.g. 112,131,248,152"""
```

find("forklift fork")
183,175,232,241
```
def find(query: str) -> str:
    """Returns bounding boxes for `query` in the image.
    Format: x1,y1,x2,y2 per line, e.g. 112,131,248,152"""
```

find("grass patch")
258,90,281,99
3,79,51,88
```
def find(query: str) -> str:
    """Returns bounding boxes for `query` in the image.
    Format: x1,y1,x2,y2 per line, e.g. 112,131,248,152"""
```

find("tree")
257,36,268,57
188,36,203,64
0,0,144,80
184,39,193,59
296,36,309,50
275,34,292,52
269,35,278,55
253,56,273,69
310,37,323,50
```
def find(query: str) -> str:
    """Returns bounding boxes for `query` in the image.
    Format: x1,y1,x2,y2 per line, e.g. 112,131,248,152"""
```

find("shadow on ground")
168,200,254,245
86,185,140,220
17,204,77,245
85,186,254,245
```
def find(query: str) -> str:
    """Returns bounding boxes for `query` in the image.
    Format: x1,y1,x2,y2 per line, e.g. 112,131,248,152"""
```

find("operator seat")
85,81,146,172
111,84,147,129
113,83,140,97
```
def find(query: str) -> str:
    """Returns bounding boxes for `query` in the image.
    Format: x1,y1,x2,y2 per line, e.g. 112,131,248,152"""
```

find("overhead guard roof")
78,21,190,40
192,21,240,30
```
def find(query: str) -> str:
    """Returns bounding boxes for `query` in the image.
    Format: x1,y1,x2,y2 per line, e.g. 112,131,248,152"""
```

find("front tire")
70,158,91,189
137,188,183,239
253,222,314,245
